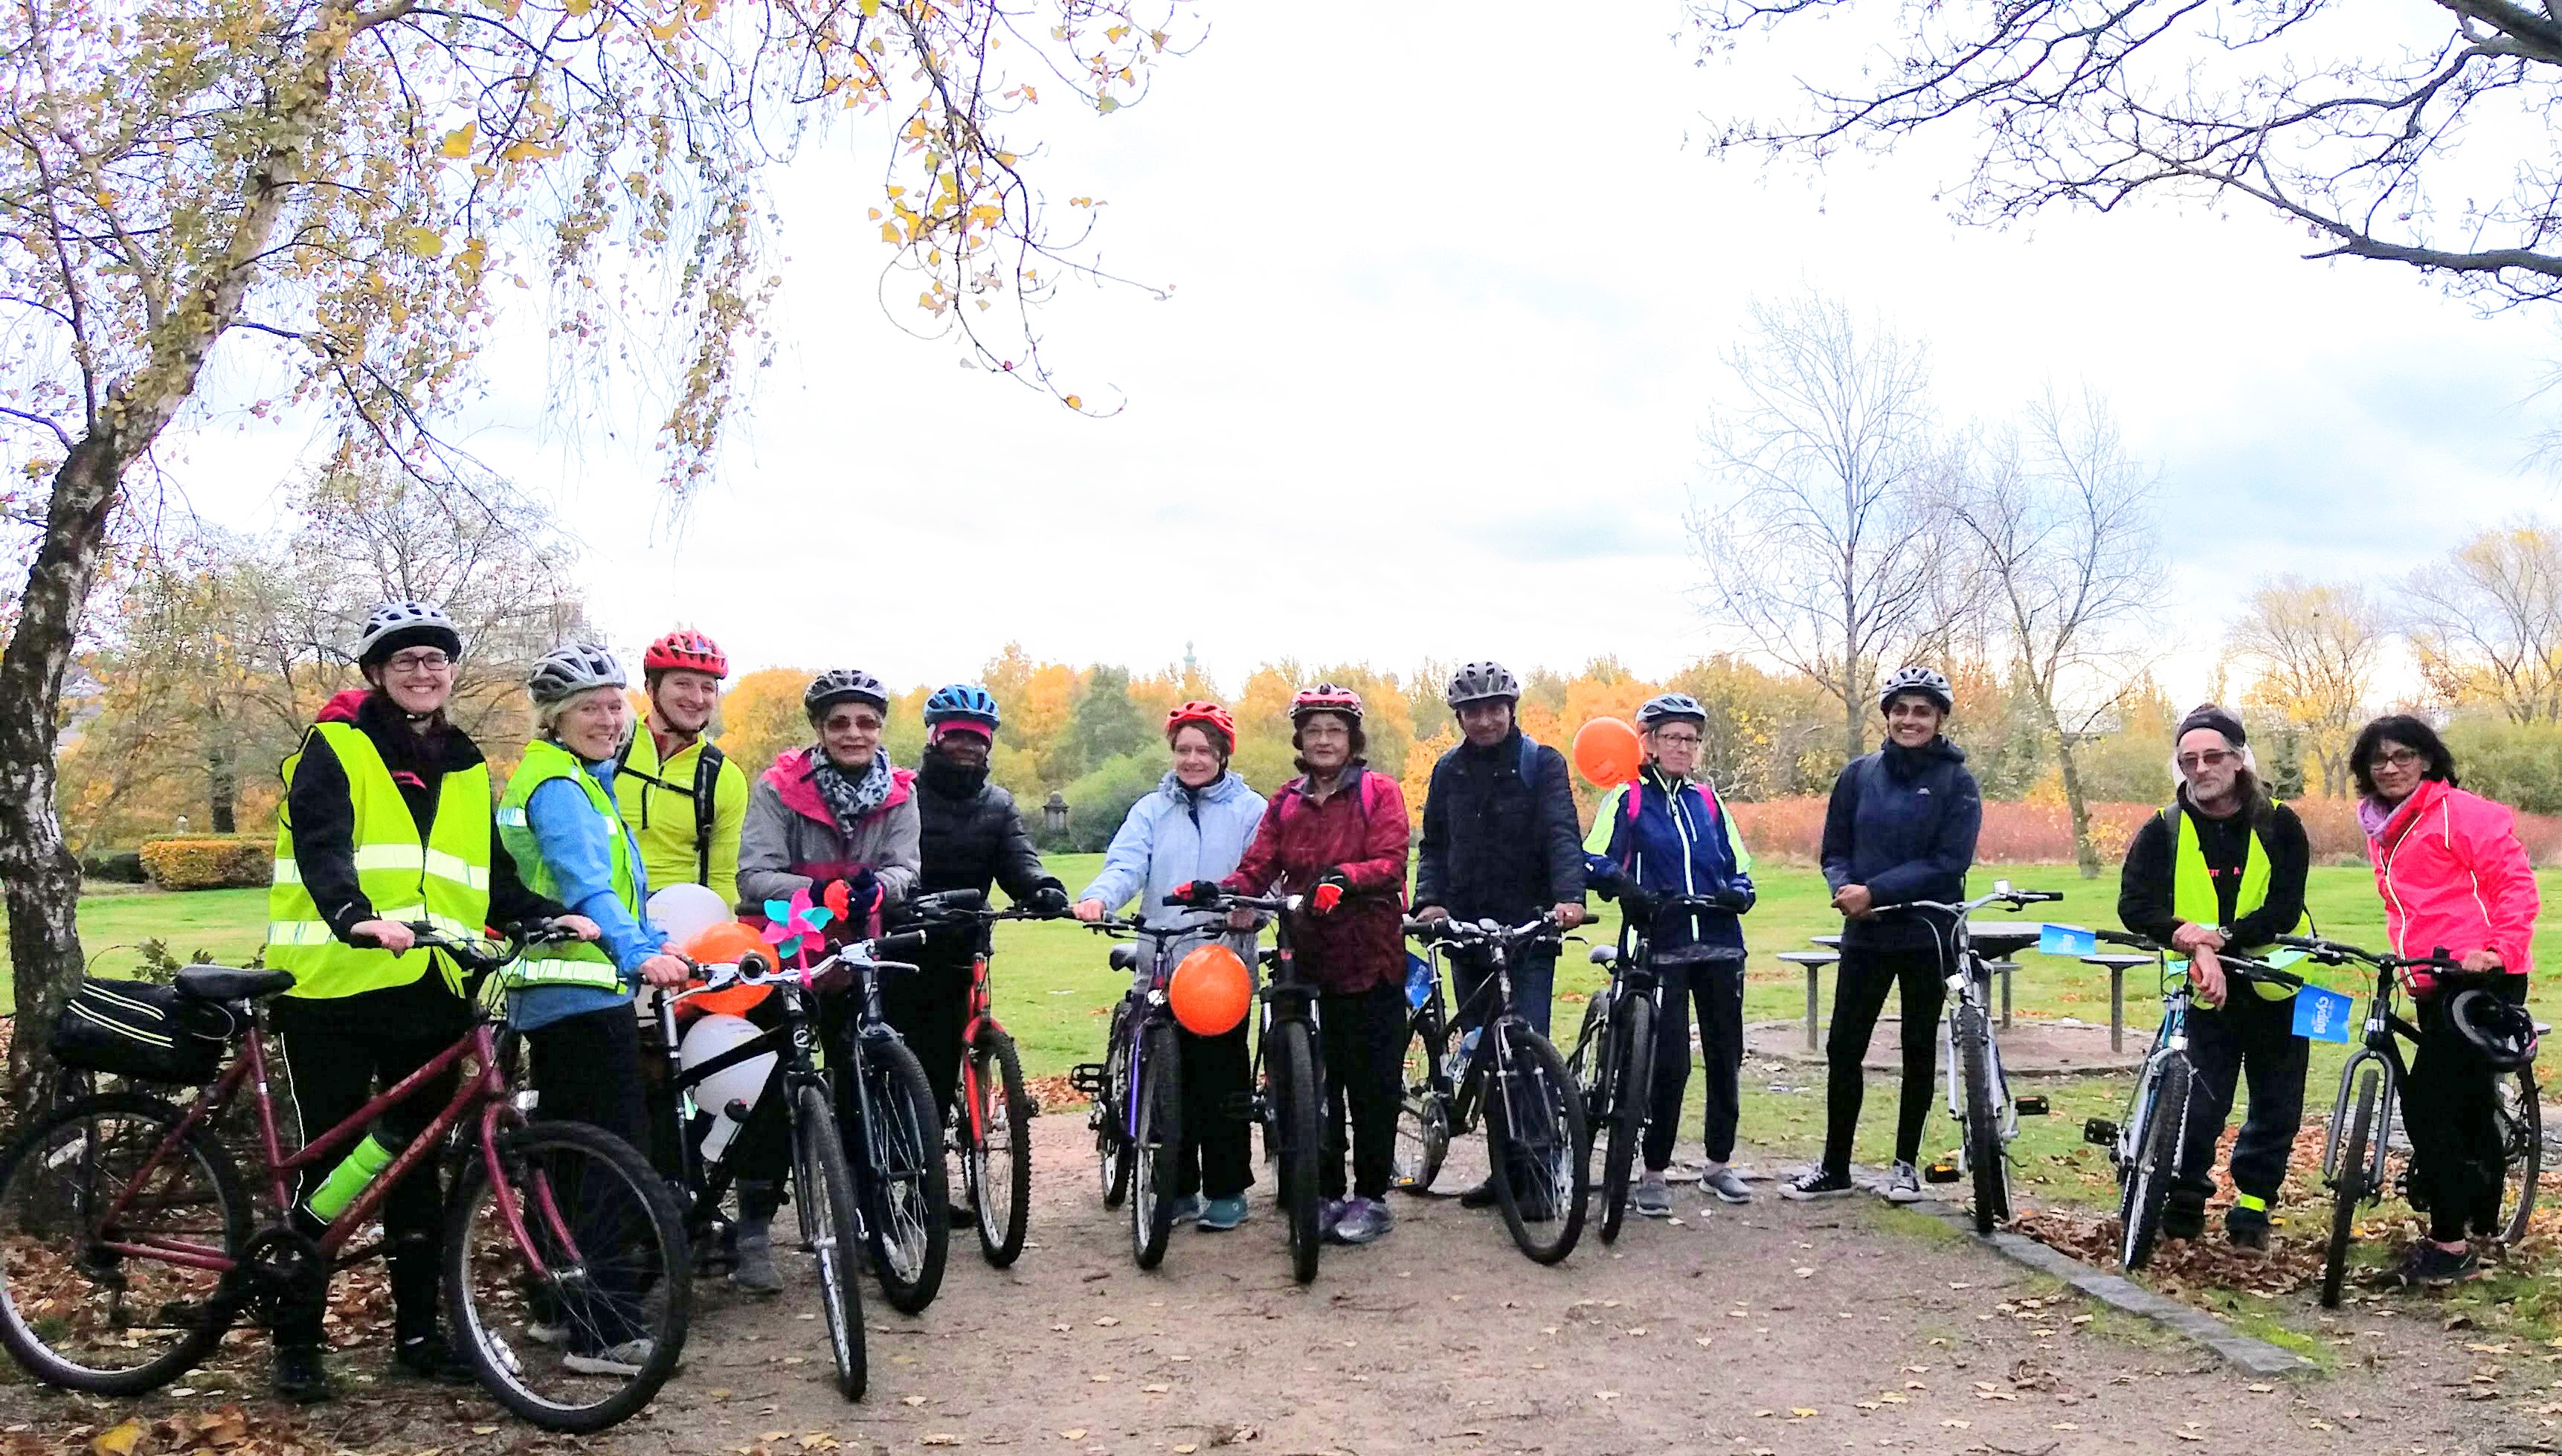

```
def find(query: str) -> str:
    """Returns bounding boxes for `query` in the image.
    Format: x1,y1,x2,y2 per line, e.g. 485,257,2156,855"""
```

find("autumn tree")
716,667,816,782
0,0,1192,1106
1689,294,1966,762
1688,0,2562,304
2405,521,2562,724
2228,577,2384,796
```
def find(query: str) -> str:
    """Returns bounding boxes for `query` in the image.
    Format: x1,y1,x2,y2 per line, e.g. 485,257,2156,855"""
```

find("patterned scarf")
808,745,892,839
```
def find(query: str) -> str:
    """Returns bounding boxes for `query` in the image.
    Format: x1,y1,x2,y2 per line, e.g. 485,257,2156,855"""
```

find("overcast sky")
167,0,2560,705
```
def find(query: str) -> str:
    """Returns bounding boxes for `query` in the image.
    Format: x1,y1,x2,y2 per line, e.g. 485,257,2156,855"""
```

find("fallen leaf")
1095,1316,1121,1327
923,1437,963,1449
1174,1447,1198,1455
1059,1432,1087,1442
904,1397,927,1407
90,1421,145,1456
1142,1384,1170,1394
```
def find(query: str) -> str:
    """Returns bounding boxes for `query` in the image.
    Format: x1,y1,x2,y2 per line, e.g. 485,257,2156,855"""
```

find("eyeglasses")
2175,749,2236,771
1652,732,1702,747
2372,747,2423,770
385,651,451,674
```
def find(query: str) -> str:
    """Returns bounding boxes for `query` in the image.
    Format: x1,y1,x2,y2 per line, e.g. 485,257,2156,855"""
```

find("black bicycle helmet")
1445,660,1522,709
805,667,890,718
2447,988,2540,1072
1877,665,1954,714
1635,692,1708,729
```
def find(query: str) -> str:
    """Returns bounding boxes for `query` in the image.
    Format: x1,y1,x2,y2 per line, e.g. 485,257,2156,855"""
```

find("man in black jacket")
905,687,1069,1124
2117,703,2311,1252
1412,661,1586,1207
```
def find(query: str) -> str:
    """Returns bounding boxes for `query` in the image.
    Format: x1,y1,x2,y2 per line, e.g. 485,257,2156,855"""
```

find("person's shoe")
525,1317,570,1347
1882,1161,1925,1204
1632,1170,1674,1219
2377,1241,2479,1289
1782,1167,1855,1200
1199,1196,1249,1231
1457,1177,1501,1210
392,1330,476,1385
1316,1196,1347,1240
2160,1194,2207,1242
1329,1196,1394,1246
2227,1211,2272,1255
1701,1167,1754,1205
273,1344,335,1404
1168,1194,1203,1225
564,1337,657,1377
731,1225,784,1296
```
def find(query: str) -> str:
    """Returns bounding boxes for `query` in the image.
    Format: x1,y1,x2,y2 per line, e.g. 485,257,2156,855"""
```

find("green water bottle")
301,1124,409,1225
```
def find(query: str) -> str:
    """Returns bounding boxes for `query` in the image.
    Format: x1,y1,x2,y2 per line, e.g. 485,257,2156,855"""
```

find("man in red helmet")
617,628,750,901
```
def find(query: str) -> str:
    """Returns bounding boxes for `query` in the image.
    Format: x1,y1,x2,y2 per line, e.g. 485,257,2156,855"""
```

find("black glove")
1170,880,1223,909
1619,886,1659,923
1026,884,1071,917
1715,884,1757,915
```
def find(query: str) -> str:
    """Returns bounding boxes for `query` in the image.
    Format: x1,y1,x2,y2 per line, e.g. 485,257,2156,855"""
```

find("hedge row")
138,837,274,890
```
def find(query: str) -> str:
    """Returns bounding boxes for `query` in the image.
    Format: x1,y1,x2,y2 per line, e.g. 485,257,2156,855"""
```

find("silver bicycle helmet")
1635,692,1708,728
1877,665,1954,714
805,667,890,718
1445,660,1522,709
526,642,627,705
355,602,463,668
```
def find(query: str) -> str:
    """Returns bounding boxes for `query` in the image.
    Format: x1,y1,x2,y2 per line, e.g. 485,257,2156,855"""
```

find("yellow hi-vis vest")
267,722,492,999
2169,802,2312,1002
495,738,639,995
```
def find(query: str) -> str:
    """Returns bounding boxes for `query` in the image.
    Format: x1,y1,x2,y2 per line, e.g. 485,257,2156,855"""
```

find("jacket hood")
1158,768,1255,803
1881,735,1966,776
318,688,373,724
765,746,915,828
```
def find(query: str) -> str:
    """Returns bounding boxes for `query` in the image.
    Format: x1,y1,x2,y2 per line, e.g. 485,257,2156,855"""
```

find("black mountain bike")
820,918,951,1315
1398,915,1591,1263
1071,918,1200,1269
2279,932,2543,1308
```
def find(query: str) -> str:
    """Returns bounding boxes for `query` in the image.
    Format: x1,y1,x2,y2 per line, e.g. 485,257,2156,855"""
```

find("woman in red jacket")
2353,715,2543,1287
1222,685,1411,1246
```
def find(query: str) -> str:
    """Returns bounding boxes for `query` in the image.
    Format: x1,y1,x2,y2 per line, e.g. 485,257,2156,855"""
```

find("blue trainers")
1199,1195,1249,1231
1316,1196,1347,1240
1168,1194,1203,1225
1329,1196,1394,1246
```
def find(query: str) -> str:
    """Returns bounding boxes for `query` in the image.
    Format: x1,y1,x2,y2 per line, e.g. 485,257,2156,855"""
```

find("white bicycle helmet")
1877,665,1954,714
526,642,627,705
1445,660,1522,709
355,602,463,668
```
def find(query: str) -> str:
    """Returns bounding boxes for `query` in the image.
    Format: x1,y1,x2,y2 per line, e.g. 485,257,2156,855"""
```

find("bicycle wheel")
968,1028,1034,1267
1130,1022,1182,1270
1394,1014,1450,1194
1097,1007,1133,1210
1597,997,1652,1246
791,1086,866,1400
860,1038,950,1315
1486,1025,1591,1265
1270,1021,1322,1286
1954,1005,2008,1234
2493,1065,2541,1246
0,1092,249,1394
2322,1069,2379,1310
445,1119,689,1433
2118,1059,2189,1272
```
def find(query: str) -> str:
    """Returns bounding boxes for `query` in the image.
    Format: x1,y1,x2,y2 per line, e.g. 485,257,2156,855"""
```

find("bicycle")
1868,881,2059,1234
1069,918,1209,1269
2076,930,2304,1270
1565,895,1738,1243
817,916,952,1315
1398,914,1593,1263
909,893,1055,1270
0,924,689,1431
651,926,930,1400
2276,932,2543,1309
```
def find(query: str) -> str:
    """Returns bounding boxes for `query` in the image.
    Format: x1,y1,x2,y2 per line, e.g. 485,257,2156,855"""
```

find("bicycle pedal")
1068,1063,1107,1098
1923,1160,1961,1184
2015,1095,2049,1117
2082,1118,2118,1147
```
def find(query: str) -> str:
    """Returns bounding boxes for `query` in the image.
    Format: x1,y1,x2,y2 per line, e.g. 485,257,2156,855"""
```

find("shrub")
139,837,274,890
79,849,147,883
1060,751,1169,854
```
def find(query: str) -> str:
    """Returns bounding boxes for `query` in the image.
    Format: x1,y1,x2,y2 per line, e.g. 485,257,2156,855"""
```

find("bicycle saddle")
1588,945,1616,967
1109,945,1139,973
176,965,297,1002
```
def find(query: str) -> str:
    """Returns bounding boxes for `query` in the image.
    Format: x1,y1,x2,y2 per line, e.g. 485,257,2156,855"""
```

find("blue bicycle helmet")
924,682,1002,732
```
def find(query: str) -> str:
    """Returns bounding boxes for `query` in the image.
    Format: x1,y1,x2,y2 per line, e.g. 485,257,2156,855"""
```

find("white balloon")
648,881,730,947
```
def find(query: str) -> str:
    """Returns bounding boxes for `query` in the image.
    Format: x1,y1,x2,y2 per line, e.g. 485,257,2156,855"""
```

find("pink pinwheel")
762,889,836,967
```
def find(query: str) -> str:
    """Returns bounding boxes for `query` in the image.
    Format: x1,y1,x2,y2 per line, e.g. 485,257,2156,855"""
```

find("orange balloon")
1571,716,1643,788
1168,943,1253,1037
680,921,776,1017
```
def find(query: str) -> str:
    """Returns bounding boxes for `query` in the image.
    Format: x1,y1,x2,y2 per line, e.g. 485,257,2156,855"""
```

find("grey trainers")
1700,1167,1754,1204
730,1224,784,1295
1632,1170,1674,1219
1882,1162,1925,1204
1329,1196,1394,1245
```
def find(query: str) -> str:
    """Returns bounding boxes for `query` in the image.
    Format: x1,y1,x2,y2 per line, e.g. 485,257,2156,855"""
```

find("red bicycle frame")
956,950,1004,1141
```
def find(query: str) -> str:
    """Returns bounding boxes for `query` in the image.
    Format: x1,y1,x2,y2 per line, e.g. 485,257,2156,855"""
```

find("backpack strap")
692,741,727,886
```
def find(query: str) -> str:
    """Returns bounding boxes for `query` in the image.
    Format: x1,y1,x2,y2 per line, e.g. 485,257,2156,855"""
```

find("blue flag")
2037,923,2098,958
2292,985,2355,1044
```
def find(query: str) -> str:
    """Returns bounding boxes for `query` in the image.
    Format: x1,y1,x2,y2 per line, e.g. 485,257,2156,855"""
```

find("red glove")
823,879,852,921
1310,869,1351,915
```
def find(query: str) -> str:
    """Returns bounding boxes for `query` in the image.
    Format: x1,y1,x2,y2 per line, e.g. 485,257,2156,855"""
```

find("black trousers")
2405,1000,2507,1242
1823,945,1948,1173
2173,990,2308,1215
524,1006,656,1348
1318,982,1405,1202
1177,1019,1254,1201
1644,954,1746,1171
882,953,973,1123
1451,944,1559,1040
277,1028,459,1347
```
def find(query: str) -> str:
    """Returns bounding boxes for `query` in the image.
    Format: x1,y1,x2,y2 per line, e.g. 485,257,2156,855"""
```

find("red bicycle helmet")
1289,683,1364,724
1165,700,1237,753
643,628,729,679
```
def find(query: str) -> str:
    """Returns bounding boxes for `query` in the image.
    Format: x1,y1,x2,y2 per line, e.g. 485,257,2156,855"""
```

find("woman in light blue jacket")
1072,701,1266,1231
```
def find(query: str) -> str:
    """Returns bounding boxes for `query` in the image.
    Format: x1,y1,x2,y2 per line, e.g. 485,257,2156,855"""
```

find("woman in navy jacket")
1786,666,1983,1205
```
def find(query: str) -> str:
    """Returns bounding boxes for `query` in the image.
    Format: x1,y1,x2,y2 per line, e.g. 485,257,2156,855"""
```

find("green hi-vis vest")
2169,802,2312,1002
495,738,637,996
268,722,493,999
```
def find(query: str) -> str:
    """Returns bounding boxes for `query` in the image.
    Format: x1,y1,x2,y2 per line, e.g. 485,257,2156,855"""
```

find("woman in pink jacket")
2352,715,2543,1287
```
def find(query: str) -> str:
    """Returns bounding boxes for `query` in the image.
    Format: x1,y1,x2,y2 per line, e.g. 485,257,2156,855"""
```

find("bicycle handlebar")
1404,914,1564,952
1873,885,2064,920
1162,886,1304,916
2274,932,2466,974
382,919,579,974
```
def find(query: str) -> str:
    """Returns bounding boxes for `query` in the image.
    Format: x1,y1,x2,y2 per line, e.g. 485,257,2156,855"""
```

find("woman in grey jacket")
1073,701,1266,1231
736,669,921,929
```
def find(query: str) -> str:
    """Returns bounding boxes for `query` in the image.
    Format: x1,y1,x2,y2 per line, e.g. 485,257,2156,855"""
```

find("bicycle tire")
1131,1021,1182,1270
1394,1014,1450,1194
444,1118,690,1433
2118,1058,2189,1272
792,1086,866,1400
1272,1021,1323,1285
859,1037,950,1315
2493,1065,2542,1246
2322,1069,2378,1310
1487,1025,1591,1265
0,1092,250,1395
968,1028,1034,1267
1953,1005,2007,1234
1598,996,1652,1245
1098,1005,1133,1210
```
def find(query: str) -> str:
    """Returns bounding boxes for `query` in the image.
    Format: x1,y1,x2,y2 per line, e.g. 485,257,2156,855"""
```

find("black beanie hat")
2175,703,2246,747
